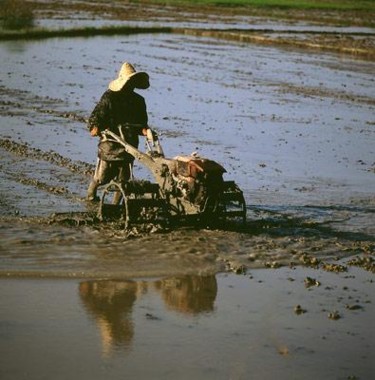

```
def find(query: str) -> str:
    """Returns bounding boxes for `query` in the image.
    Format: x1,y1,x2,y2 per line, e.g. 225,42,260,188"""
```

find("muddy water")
1,33,374,278
1,269,374,380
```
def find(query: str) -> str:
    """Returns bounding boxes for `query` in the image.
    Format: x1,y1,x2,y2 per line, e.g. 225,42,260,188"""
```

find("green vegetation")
144,0,375,12
0,0,34,30
0,25,172,41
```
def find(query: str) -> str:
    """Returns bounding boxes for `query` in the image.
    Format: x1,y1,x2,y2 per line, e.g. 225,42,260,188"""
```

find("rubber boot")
111,163,131,205
112,190,123,205
87,180,100,202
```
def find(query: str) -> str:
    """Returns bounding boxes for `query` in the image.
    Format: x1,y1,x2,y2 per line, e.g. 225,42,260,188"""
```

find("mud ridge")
0,138,94,177
13,173,79,201
33,107,88,123
176,28,375,58
0,85,88,122
0,26,173,41
277,83,375,106
1,26,374,58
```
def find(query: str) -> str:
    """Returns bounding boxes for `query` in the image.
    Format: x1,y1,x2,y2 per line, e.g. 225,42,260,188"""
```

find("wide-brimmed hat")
108,62,149,91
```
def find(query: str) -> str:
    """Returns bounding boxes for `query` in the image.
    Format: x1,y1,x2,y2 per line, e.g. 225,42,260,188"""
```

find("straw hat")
108,62,149,91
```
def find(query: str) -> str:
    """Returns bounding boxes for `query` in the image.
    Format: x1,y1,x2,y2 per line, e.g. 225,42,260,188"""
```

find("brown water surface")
0,269,374,380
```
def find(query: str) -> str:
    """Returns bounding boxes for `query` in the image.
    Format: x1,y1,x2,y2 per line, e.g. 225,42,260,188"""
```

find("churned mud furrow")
0,139,94,177
0,85,87,123
0,140,93,217
0,211,373,278
276,83,375,106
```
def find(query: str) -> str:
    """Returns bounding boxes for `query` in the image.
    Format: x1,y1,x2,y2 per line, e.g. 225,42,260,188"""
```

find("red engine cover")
174,156,226,178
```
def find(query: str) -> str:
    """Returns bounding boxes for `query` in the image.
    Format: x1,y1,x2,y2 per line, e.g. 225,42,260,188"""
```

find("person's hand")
143,128,158,141
90,126,99,137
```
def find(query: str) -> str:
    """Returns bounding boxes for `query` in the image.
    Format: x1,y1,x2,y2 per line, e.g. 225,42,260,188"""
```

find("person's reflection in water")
79,280,146,356
79,276,217,356
154,275,217,315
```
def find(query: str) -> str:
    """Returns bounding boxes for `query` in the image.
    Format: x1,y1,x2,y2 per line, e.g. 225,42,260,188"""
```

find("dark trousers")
87,158,132,200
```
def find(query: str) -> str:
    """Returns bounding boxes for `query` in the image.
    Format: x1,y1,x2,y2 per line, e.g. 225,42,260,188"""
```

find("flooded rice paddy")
0,33,374,277
0,29,374,379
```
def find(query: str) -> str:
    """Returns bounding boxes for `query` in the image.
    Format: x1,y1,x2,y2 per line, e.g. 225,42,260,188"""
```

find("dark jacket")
88,89,148,161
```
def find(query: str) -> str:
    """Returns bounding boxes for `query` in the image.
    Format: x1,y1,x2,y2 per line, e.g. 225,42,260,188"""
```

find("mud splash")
1,204,373,279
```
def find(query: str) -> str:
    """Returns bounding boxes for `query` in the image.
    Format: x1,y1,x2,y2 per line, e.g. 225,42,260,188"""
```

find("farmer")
87,62,150,202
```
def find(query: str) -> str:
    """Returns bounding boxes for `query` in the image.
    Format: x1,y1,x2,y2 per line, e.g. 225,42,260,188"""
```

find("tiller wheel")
98,180,169,229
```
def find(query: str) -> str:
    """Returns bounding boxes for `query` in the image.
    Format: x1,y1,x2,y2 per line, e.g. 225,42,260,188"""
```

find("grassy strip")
1,24,372,41
0,25,172,41
142,0,375,12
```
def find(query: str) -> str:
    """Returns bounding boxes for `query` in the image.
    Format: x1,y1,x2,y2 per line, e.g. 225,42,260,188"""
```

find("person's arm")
137,96,149,136
87,91,111,136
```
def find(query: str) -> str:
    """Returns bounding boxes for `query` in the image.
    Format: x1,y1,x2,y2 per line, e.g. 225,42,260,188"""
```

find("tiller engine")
97,125,246,228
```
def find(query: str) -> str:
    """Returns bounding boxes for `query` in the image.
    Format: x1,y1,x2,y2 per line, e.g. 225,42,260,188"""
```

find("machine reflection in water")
79,275,217,356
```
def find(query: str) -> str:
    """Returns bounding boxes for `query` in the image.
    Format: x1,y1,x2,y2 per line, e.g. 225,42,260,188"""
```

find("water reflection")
79,275,217,355
154,275,217,315
2,40,30,53
79,280,140,355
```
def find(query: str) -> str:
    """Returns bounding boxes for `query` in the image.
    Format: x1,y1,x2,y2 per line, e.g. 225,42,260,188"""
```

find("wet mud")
1,137,374,279
0,133,374,278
